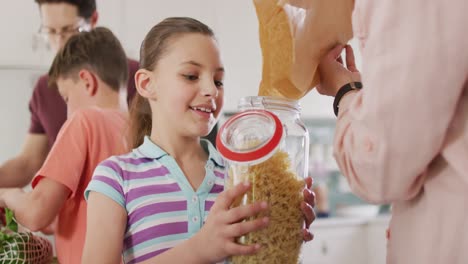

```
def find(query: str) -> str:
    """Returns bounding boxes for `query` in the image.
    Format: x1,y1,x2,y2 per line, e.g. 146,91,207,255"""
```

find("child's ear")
78,70,98,96
90,11,99,27
135,69,157,100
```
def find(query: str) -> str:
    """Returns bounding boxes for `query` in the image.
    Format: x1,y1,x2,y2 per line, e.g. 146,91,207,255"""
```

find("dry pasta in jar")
217,96,309,264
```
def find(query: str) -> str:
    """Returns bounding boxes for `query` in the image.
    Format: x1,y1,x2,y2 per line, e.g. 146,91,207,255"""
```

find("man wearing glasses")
0,0,138,188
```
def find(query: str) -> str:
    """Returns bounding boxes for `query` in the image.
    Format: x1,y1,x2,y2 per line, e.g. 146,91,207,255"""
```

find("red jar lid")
217,110,283,163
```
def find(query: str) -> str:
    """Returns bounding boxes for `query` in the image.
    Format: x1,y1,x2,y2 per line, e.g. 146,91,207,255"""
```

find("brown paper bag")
255,0,354,99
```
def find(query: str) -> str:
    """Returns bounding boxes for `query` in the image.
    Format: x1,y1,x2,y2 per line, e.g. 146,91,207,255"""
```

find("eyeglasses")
37,19,91,41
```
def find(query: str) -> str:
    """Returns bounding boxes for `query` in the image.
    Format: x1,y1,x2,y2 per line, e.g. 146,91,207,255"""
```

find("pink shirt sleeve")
333,0,468,203
32,111,89,198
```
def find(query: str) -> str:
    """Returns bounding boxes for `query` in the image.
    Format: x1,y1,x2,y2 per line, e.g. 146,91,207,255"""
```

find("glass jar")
217,96,309,264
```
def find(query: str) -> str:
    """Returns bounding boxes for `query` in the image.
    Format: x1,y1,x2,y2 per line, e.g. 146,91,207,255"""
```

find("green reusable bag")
0,209,53,264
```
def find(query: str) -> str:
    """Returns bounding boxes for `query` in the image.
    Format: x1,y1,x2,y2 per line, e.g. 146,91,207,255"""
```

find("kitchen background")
0,1,389,263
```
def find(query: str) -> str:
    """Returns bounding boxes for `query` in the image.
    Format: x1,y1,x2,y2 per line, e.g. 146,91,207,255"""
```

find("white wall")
0,2,51,67
0,68,44,162
100,0,363,115
0,1,362,160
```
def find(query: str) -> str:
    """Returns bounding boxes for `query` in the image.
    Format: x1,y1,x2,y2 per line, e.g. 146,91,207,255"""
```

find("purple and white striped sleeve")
85,158,126,208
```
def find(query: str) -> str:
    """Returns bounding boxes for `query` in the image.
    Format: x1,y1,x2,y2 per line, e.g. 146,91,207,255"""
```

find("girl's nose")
202,81,218,98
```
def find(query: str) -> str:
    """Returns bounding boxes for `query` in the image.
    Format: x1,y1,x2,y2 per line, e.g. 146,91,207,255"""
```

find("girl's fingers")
303,229,314,242
301,201,315,228
212,182,251,211
224,201,268,224
345,45,359,73
303,188,316,208
225,241,262,256
305,176,313,189
225,216,269,238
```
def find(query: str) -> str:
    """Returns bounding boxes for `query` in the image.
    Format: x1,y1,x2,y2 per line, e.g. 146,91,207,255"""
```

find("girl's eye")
183,74,199,81
214,80,224,88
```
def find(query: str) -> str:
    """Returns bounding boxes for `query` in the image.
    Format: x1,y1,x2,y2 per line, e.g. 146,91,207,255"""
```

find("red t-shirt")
28,59,138,148
31,108,128,264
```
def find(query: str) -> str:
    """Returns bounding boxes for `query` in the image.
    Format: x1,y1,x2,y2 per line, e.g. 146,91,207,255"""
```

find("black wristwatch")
333,82,363,116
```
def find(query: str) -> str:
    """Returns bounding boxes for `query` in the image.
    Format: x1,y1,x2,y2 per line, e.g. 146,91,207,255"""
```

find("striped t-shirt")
85,136,225,264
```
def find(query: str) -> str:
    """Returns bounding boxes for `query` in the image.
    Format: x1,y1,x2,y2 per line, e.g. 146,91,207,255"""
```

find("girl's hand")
302,176,316,242
193,182,269,263
317,44,362,97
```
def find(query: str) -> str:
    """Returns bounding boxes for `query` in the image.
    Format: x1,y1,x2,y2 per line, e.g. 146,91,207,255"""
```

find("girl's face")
149,33,225,138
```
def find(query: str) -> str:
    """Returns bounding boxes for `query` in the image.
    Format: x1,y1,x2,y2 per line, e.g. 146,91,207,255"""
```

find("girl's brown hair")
129,17,215,149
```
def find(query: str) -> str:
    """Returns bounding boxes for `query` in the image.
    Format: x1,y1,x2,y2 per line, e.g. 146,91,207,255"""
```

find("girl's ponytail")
128,93,152,149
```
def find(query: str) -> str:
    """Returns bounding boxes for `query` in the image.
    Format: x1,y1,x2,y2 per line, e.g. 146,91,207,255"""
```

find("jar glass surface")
219,96,309,264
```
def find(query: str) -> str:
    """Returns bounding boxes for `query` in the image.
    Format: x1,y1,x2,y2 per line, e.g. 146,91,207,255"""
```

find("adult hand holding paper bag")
255,0,354,99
